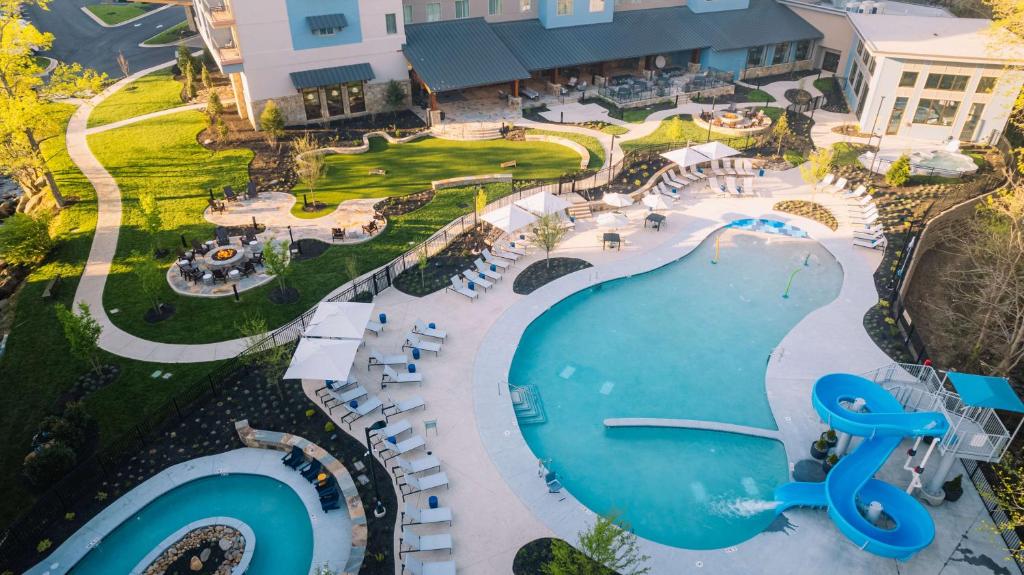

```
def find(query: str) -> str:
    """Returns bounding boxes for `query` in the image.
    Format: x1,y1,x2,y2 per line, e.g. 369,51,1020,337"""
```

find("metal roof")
947,372,1024,413
404,18,531,92
306,13,348,32
289,63,375,89
697,0,823,51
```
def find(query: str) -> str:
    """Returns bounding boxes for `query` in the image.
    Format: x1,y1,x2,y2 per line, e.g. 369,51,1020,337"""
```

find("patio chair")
828,177,848,194
849,194,874,208
250,252,264,266
382,364,423,387
400,526,453,556
246,180,258,200
403,556,455,575
725,176,741,196
447,276,479,301
215,226,231,246
504,242,527,256
403,333,442,355
332,228,346,242
191,239,210,255
493,246,521,262
239,261,257,277
392,454,441,477
211,269,229,283
463,270,493,291
413,319,447,340
403,502,453,526
366,318,384,336
853,225,885,240
186,267,204,284
339,395,385,428
661,173,683,191
656,182,679,200
576,81,588,92
854,235,887,250
399,471,450,500
717,160,737,176
736,159,754,177
481,249,511,270
299,459,322,481
383,395,426,421
208,198,226,213
686,167,707,180
474,259,502,281
281,445,304,468
223,186,239,202
324,385,369,412
313,375,358,399
368,350,407,369
370,419,413,446
819,173,836,188
380,434,426,461
669,169,696,184
842,185,867,199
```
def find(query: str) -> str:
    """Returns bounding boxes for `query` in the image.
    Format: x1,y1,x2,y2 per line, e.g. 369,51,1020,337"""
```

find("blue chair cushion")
349,399,358,408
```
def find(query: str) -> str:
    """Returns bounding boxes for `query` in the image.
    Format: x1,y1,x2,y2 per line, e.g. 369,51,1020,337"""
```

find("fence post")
172,397,182,419
208,373,218,396
136,424,147,447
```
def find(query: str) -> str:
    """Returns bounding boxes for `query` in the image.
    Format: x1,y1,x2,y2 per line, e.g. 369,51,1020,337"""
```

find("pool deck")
28,448,353,575
295,164,1019,575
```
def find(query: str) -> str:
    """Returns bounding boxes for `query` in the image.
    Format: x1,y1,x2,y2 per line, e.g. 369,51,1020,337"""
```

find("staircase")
510,384,548,425
567,203,593,221
431,122,503,141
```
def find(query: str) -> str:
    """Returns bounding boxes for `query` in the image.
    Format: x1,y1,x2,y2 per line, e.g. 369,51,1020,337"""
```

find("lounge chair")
842,185,867,199
368,350,407,369
853,225,884,240
299,459,322,481
339,395,385,428
223,186,239,202
474,259,502,280
403,333,442,355
384,396,426,421
403,556,456,575
382,364,423,387
725,176,741,196
392,454,442,476
463,270,493,291
828,177,849,194
246,180,258,200
413,320,446,340
447,276,479,301
481,249,511,270
669,169,695,185
716,160,737,176
708,176,725,196
493,246,521,262
399,471,450,500
320,493,341,513
656,182,679,200
687,167,707,181
504,242,527,256
282,445,304,468
662,173,684,190
365,318,384,336
325,386,369,412
545,470,563,493
313,375,358,399
403,502,453,526
371,419,412,445
854,235,887,250
851,210,879,225
819,173,836,188
381,434,426,461
743,177,754,194
401,526,453,555
735,159,754,177
849,195,874,209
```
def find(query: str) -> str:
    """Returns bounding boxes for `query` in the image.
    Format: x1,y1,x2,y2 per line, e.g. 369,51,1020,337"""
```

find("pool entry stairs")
510,384,548,425
774,363,1024,561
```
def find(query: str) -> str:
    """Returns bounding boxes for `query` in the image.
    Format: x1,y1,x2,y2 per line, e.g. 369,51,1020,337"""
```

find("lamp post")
706,94,718,142
608,133,618,171
364,420,388,518
867,96,886,175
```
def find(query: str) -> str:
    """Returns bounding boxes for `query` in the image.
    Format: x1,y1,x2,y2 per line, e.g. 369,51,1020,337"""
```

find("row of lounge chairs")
709,175,754,197
448,244,525,301
818,174,886,250
280,446,346,513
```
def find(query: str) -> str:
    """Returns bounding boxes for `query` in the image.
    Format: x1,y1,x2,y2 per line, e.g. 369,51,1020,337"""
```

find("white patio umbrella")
690,141,741,160
481,204,538,234
303,301,374,340
514,191,572,216
643,194,673,210
602,193,634,208
283,337,361,382
660,147,711,169
596,212,629,227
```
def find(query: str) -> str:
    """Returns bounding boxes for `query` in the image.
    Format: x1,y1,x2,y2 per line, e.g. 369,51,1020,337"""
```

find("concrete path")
85,101,219,135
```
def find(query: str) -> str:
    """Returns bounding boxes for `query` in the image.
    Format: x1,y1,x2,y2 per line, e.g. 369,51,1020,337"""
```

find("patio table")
602,232,621,251
644,213,666,231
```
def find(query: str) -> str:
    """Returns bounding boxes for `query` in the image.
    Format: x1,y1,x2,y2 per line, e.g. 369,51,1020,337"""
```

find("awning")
661,147,712,168
403,18,530,92
947,372,1024,413
689,141,740,160
290,63,374,90
307,13,348,34
514,191,572,216
304,302,374,340
481,204,537,234
283,338,361,382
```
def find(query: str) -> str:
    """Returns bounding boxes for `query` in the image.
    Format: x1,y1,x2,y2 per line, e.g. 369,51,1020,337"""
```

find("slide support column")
924,449,959,494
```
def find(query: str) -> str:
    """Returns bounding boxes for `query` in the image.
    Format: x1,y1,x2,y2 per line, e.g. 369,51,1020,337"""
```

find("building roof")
946,372,1024,413
697,0,823,51
849,14,1024,63
289,62,375,89
306,13,348,33
404,18,531,92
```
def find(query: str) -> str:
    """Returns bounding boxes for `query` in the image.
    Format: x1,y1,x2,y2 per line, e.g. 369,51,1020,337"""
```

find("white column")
834,431,852,456
924,450,959,494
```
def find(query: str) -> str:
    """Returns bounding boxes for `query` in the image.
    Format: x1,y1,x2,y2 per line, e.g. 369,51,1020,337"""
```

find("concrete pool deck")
28,448,353,575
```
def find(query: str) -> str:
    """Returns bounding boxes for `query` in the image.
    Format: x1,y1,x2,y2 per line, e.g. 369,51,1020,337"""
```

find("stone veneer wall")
249,80,413,130
741,59,814,80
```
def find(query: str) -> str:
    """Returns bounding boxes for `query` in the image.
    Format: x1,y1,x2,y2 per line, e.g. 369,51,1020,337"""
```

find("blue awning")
307,13,348,34
947,372,1024,413
289,63,375,89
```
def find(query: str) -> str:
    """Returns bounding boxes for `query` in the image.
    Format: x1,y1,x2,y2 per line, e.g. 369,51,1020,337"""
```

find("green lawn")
620,113,751,153
87,68,184,128
293,136,582,217
600,124,629,136
525,128,605,169
84,2,155,25
832,142,867,166
142,20,195,46
813,77,838,94
745,89,776,103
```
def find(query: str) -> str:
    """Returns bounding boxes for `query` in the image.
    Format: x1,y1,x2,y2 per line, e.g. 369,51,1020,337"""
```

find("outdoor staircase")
510,384,548,425
567,203,593,220
431,122,503,141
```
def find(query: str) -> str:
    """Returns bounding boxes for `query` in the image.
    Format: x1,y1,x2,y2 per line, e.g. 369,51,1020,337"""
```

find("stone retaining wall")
432,173,514,190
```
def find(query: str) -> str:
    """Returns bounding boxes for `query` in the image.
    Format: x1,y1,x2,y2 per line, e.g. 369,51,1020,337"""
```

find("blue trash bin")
412,347,421,360
428,495,438,509
408,363,416,374
378,313,387,324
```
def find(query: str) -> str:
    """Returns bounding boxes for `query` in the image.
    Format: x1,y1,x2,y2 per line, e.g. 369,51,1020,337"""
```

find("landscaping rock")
189,555,202,571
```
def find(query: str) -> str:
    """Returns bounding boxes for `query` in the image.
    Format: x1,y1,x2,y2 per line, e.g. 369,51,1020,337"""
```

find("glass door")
302,87,323,120
959,103,985,142
885,97,907,135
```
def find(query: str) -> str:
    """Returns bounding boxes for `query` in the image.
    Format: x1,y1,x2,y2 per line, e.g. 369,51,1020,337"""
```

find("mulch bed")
374,189,435,219
58,365,121,407
393,227,490,296
773,201,837,230
513,258,593,295
143,302,176,324
513,538,616,574
290,238,329,262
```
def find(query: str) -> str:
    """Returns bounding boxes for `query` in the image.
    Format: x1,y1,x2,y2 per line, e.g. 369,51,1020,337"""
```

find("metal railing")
597,69,733,106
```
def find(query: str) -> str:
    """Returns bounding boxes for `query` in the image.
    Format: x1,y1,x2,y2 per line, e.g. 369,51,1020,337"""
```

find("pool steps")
603,418,780,440
510,384,548,425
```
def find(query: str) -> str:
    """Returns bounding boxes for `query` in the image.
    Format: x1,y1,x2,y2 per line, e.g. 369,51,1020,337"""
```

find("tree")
182,58,196,100
207,90,223,119
985,0,1024,137
176,45,194,77
131,249,164,315
980,453,1024,563
23,441,76,486
54,302,103,376
138,192,163,255
292,133,325,210
473,187,487,226
201,62,212,92
0,211,53,265
116,50,129,78
260,100,286,145
799,146,834,198
664,116,686,143
237,312,290,398
417,249,428,288
0,0,106,210
384,79,406,117
529,213,568,268
772,113,792,157
885,154,911,187
544,514,650,575
262,238,292,294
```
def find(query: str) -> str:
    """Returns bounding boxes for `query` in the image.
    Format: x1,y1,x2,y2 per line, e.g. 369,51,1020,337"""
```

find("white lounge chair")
656,181,679,200
400,471,450,500
325,386,369,412
717,159,737,176
413,319,447,340
368,350,406,369
474,258,503,280
403,502,453,526
493,246,521,262
392,454,441,476
854,235,887,250
481,249,511,270
382,364,423,386
447,276,479,300
381,434,426,460
370,419,412,445
687,167,708,180
819,173,835,188
850,204,878,217
725,176,741,196
853,225,884,240
404,333,442,355
850,194,874,208
504,241,527,256
842,184,867,199
340,395,384,428
673,168,700,183
384,396,426,421
463,269,493,290
736,159,754,177
662,172,685,189
365,319,384,336
851,211,879,225
313,375,358,398
401,526,453,555
403,555,456,575
829,176,849,194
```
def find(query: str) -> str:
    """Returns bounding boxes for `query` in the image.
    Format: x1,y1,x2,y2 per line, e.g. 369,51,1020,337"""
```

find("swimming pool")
69,474,314,574
509,225,843,549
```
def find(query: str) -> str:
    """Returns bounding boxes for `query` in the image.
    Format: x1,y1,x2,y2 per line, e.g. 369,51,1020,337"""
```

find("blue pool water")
70,474,314,574
509,226,843,549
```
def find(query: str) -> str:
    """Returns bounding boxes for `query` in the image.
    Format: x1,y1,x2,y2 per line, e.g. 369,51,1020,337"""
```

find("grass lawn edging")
141,20,196,46
82,3,162,26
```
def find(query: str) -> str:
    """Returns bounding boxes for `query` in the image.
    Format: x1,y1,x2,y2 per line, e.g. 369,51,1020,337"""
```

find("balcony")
200,0,235,27
217,46,243,66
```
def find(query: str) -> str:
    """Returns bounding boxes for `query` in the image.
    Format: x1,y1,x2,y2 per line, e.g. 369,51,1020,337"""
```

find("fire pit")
211,248,238,261
718,111,743,127
205,246,244,269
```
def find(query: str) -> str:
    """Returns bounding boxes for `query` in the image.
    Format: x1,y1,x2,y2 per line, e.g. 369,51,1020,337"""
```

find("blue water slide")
774,373,949,560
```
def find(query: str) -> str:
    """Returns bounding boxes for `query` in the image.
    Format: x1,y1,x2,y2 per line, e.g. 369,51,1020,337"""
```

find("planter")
943,475,964,502
822,457,838,474
822,431,838,449
810,441,829,460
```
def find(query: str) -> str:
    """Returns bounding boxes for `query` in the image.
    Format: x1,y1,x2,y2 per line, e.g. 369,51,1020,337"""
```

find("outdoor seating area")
167,227,275,297
817,174,886,250
658,143,759,198
597,68,734,106
694,106,773,135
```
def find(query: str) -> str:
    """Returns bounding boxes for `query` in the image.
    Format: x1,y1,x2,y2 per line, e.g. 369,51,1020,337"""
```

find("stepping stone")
150,370,163,379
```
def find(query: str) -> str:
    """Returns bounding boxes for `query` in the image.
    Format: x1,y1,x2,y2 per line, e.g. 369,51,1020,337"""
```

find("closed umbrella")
514,191,572,216
602,193,634,208
481,204,538,235
643,194,673,210
596,212,629,227
283,337,361,382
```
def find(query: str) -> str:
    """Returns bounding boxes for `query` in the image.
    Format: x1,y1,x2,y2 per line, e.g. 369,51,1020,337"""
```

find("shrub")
885,154,911,187
55,302,104,376
384,79,406,113
207,90,223,119
23,441,76,486
38,415,85,450
324,421,336,432
783,150,805,166
36,539,52,553
62,401,92,430
259,100,286,143
0,212,53,266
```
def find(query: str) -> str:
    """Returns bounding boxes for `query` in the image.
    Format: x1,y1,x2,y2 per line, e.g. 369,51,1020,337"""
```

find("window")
886,96,908,135
913,98,960,126
771,42,790,65
311,26,341,36
325,85,345,117
861,47,869,65
794,40,810,61
301,87,323,120
976,76,997,93
488,0,501,15
898,71,918,88
852,70,863,95
924,73,969,91
425,2,441,21
456,0,470,17
347,82,366,114
521,0,532,10
960,102,985,140
867,56,876,75
385,13,397,34
403,5,413,23
590,0,606,11
855,39,864,56
557,0,573,15
746,46,764,68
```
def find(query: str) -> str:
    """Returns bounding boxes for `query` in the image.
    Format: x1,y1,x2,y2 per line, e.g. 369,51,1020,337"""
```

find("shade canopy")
596,212,629,227
514,191,572,216
283,337,361,382
690,141,740,160
482,204,538,234
643,194,673,210
304,301,374,340
603,193,634,208
947,372,1024,413
660,147,711,168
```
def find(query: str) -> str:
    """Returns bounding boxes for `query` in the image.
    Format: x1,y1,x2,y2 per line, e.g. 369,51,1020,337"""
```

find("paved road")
24,0,194,77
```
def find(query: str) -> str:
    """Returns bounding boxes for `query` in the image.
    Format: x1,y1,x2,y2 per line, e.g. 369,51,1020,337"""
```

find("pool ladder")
510,384,548,425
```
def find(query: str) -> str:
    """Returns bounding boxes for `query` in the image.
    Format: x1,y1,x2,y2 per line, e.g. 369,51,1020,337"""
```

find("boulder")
199,547,211,562
189,555,203,571
218,537,233,551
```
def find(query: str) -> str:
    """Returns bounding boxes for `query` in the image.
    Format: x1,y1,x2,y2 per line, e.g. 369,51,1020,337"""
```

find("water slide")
774,373,949,560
